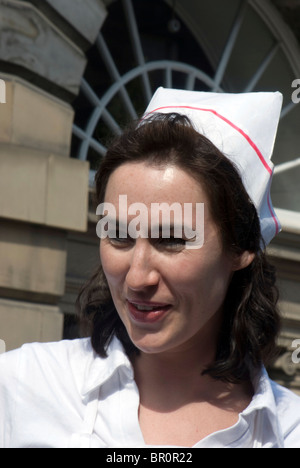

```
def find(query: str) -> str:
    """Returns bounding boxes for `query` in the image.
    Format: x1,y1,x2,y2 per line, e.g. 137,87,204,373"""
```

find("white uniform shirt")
0,336,300,448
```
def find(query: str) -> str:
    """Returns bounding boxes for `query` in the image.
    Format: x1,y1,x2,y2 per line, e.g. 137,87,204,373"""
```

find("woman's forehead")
104,161,206,205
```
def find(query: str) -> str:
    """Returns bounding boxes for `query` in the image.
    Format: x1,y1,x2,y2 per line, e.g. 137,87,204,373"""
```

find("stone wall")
0,0,107,350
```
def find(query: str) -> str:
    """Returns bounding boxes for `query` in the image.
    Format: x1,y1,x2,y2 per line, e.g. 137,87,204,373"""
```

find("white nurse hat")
144,87,283,246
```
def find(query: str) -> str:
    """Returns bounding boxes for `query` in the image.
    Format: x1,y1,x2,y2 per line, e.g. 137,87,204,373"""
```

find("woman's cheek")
100,243,123,283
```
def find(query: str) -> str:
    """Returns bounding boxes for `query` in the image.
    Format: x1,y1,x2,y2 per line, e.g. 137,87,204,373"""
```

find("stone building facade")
0,0,300,393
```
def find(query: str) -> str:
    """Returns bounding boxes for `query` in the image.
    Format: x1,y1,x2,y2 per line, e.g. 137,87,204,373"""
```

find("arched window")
72,0,300,215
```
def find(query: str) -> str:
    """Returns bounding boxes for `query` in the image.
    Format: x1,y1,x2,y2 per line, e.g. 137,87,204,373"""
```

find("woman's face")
100,162,243,357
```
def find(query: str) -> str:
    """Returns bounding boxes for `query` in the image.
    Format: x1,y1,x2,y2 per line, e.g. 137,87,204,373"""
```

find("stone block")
0,298,63,351
0,74,74,156
0,0,86,95
0,220,67,299
0,145,47,224
45,0,107,44
0,145,89,231
46,154,90,232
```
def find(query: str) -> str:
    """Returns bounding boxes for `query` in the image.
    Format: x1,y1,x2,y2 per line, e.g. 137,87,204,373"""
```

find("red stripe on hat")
147,105,273,174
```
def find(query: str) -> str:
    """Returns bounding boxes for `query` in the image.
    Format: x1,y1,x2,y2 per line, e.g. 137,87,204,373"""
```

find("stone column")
0,0,107,350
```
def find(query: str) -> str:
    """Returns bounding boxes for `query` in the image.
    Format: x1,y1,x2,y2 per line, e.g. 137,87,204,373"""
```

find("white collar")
80,337,134,397
242,367,284,446
245,367,277,415
78,336,284,446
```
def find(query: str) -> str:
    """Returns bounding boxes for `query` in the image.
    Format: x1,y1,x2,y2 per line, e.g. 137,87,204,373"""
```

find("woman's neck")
132,337,220,410
131,329,253,414
133,352,253,421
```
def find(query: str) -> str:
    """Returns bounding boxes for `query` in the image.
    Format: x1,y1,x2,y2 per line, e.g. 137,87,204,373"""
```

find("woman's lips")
126,300,171,323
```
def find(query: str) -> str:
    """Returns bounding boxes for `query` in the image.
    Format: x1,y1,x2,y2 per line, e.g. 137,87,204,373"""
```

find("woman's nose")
125,239,160,291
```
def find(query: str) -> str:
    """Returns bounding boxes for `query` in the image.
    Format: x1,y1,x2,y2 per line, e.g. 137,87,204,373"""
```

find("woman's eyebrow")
150,222,190,238
113,219,130,236
98,216,129,235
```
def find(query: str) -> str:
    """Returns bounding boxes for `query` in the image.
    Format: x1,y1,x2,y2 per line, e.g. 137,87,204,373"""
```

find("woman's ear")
233,250,255,272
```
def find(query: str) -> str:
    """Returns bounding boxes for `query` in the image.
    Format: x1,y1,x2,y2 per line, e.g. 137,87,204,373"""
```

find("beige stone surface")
0,145,47,224
0,145,89,231
0,220,67,298
0,75,89,230
0,74,74,157
46,154,89,232
0,298,63,351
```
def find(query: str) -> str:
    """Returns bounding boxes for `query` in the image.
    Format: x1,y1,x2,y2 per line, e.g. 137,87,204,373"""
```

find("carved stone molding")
0,0,86,96
44,0,107,44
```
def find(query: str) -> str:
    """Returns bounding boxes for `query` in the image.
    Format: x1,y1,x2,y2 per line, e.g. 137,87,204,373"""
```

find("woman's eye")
108,231,132,246
106,232,187,250
156,237,186,249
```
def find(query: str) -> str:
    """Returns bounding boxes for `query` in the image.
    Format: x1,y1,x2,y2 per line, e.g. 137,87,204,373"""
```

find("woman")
1,89,300,448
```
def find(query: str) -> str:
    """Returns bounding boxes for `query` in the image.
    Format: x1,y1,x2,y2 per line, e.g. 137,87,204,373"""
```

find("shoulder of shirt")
0,336,131,398
0,338,94,394
270,377,300,413
269,377,300,443
0,337,93,366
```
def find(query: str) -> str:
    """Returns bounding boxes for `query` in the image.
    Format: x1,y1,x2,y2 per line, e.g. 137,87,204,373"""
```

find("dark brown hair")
76,113,281,383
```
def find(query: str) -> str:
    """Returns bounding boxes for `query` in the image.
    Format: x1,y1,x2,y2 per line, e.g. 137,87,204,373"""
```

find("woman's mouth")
127,300,172,323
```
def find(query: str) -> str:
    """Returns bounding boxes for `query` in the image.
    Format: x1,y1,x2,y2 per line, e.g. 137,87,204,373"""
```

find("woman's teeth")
135,304,157,311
